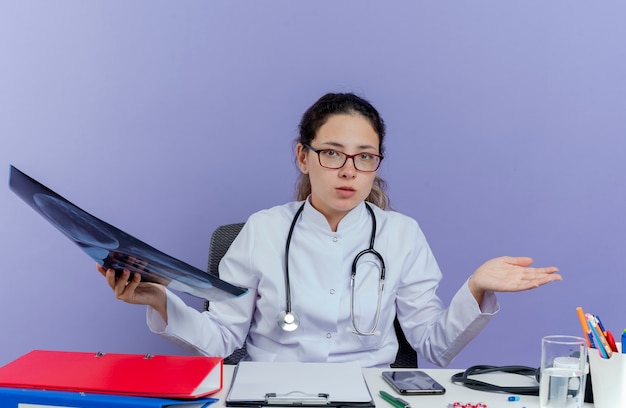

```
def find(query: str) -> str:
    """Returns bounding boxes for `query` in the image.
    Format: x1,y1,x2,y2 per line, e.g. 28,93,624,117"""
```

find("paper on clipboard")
225,362,374,407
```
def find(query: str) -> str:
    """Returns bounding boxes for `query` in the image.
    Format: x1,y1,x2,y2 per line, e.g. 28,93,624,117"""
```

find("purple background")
1,1,624,369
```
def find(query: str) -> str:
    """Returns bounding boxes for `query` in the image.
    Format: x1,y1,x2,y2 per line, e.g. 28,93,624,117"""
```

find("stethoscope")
277,202,386,336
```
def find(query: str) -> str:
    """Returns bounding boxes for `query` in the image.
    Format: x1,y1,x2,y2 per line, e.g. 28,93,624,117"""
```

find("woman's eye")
323,150,339,157
359,153,374,161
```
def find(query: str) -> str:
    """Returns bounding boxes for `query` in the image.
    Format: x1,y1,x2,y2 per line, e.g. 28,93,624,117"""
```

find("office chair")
204,223,418,368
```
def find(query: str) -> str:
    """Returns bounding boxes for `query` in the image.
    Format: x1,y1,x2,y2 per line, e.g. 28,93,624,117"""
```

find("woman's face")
296,113,380,229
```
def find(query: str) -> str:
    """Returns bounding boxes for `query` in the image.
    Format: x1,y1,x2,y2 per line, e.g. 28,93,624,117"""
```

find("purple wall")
1,1,624,369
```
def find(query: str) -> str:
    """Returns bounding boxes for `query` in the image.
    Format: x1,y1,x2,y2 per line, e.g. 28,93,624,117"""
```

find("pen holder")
587,343,626,408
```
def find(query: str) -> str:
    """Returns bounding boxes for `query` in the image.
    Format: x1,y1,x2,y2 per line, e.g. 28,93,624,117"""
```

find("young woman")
98,92,561,367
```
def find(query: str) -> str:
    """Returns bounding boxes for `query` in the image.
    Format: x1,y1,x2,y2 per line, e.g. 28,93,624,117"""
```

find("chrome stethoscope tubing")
277,203,305,332
277,202,386,336
350,203,385,336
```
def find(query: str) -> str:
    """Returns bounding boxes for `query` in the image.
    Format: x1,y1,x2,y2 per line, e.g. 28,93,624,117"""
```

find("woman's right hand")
96,264,168,322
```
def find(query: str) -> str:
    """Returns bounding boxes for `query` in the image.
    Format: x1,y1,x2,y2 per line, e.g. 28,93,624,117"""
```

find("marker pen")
595,315,608,334
379,391,411,408
606,331,618,352
621,329,626,354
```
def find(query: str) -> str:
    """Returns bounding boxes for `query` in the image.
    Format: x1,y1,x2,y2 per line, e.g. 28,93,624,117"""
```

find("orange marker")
576,307,593,348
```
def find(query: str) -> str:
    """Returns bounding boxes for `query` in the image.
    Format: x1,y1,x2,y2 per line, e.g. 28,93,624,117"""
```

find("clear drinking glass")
539,335,588,408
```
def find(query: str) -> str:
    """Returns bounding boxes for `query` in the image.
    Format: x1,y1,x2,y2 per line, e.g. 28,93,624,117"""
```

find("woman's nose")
338,158,358,178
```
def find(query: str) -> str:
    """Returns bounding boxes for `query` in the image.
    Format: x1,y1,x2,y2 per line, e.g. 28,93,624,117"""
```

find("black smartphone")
381,370,446,395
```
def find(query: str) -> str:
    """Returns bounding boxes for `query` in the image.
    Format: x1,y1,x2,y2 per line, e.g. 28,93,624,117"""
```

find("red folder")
0,350,223,399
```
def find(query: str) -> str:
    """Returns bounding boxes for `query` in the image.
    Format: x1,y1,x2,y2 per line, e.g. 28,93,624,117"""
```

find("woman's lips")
336,186,356,198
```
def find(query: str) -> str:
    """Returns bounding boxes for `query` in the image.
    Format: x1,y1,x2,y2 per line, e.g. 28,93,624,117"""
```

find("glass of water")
540,335,588,408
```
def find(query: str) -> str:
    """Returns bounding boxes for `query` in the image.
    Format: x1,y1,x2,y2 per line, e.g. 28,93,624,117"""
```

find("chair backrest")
203,223,248,365
204,222,417,367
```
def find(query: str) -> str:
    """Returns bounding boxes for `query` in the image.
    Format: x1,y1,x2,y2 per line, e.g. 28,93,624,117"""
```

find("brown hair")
295,92,390,210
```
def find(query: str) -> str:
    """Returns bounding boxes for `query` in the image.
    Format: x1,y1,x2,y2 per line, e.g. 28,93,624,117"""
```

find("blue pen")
595,314,607,334
622,330,626,354
588,319,609,358
588,330,596,349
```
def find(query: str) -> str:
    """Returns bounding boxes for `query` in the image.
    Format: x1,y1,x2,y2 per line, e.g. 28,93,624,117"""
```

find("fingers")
519,266,562,290
506,257,561,283
475,256,562,293
104,268,118,288
535,266,561,275
96,263,108,276
525,265,561,280
533,268,563,284
113,271,141,300
528,273,563,290
504,256,560,275
99,266,142,302
504,256,534,267
541,272,563,283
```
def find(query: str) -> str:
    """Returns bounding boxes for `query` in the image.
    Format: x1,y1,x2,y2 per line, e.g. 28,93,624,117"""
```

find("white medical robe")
147,200,498,367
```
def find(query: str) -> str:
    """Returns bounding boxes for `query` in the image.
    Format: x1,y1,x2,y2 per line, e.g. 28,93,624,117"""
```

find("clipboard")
8,165,248,301
225,362,375,407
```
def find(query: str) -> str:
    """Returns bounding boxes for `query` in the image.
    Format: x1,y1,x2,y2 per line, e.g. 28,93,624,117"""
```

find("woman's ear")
295,143,308,174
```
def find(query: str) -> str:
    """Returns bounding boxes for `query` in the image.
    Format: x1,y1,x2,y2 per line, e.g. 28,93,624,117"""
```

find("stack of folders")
576,307,622,359
0,350,223,407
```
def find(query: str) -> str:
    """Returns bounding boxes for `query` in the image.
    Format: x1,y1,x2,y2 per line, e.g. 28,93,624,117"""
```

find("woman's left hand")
468,256,561,303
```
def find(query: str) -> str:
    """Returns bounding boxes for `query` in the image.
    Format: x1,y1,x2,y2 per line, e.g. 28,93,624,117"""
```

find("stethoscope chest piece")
277,310,300,331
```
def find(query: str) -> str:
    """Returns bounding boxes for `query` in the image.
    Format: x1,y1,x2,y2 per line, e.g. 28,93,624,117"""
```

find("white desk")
213,365,594,407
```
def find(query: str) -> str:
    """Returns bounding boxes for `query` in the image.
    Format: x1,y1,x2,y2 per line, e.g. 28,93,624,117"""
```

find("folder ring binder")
265,392,330,405
0,350,224,399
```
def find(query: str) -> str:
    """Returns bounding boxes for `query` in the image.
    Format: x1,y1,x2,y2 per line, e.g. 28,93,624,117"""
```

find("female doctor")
97,92,562,367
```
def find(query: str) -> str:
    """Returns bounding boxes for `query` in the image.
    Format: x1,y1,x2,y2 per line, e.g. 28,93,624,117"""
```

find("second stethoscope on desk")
277,202,386,336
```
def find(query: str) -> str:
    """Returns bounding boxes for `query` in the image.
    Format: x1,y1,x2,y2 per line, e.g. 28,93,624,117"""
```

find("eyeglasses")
304,144,383,172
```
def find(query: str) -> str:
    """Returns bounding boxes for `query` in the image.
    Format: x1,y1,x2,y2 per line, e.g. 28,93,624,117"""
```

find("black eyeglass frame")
303,144,384,172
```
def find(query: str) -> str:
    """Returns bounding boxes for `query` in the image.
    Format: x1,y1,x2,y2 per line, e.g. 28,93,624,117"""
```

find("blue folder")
0,387,217,408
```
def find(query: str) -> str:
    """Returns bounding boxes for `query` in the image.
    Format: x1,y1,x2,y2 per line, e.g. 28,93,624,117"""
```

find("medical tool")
277,202,385,335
